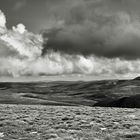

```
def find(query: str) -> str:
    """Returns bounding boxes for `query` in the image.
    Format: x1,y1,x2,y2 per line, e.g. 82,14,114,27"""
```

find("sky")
0,0,140,80
0,0,140,32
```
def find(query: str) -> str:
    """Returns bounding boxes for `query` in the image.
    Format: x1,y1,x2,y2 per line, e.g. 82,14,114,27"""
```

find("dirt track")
0,105,140,140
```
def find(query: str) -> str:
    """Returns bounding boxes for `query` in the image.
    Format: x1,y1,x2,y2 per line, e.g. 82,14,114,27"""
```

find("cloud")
12,24,26,34
0,10,6,27
0,10,6,34
0,8,140,78
1,50,140,78
42,0,140,59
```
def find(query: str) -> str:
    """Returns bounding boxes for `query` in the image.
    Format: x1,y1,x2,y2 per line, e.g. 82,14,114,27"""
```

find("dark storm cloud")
1,0,140,59
13,0,27,11
42,0,140,59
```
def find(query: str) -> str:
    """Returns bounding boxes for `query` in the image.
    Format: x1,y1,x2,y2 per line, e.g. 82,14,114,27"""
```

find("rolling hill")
0,77,140,108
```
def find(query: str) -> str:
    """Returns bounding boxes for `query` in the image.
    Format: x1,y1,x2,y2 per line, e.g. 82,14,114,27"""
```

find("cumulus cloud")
0,10,6,34
0,8,140,78
1,50,140,78
12,24,26,34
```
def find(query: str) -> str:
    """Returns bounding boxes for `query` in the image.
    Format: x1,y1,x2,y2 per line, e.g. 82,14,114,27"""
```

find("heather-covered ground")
0,105,140,140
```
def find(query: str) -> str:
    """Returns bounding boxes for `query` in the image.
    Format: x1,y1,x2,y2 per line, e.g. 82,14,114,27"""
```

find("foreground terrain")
0,104,140,140
0,78,140,139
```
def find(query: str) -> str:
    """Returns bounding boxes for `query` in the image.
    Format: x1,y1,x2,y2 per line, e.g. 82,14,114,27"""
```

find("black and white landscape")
0,0,140,139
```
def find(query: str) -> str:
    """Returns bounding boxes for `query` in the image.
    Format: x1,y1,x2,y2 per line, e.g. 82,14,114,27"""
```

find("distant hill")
0,78,140,108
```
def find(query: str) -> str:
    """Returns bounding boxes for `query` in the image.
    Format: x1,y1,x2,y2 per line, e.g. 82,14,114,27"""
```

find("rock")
100,127,107,131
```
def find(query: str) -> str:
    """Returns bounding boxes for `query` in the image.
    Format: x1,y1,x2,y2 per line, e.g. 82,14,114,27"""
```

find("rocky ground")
0,104,140,140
